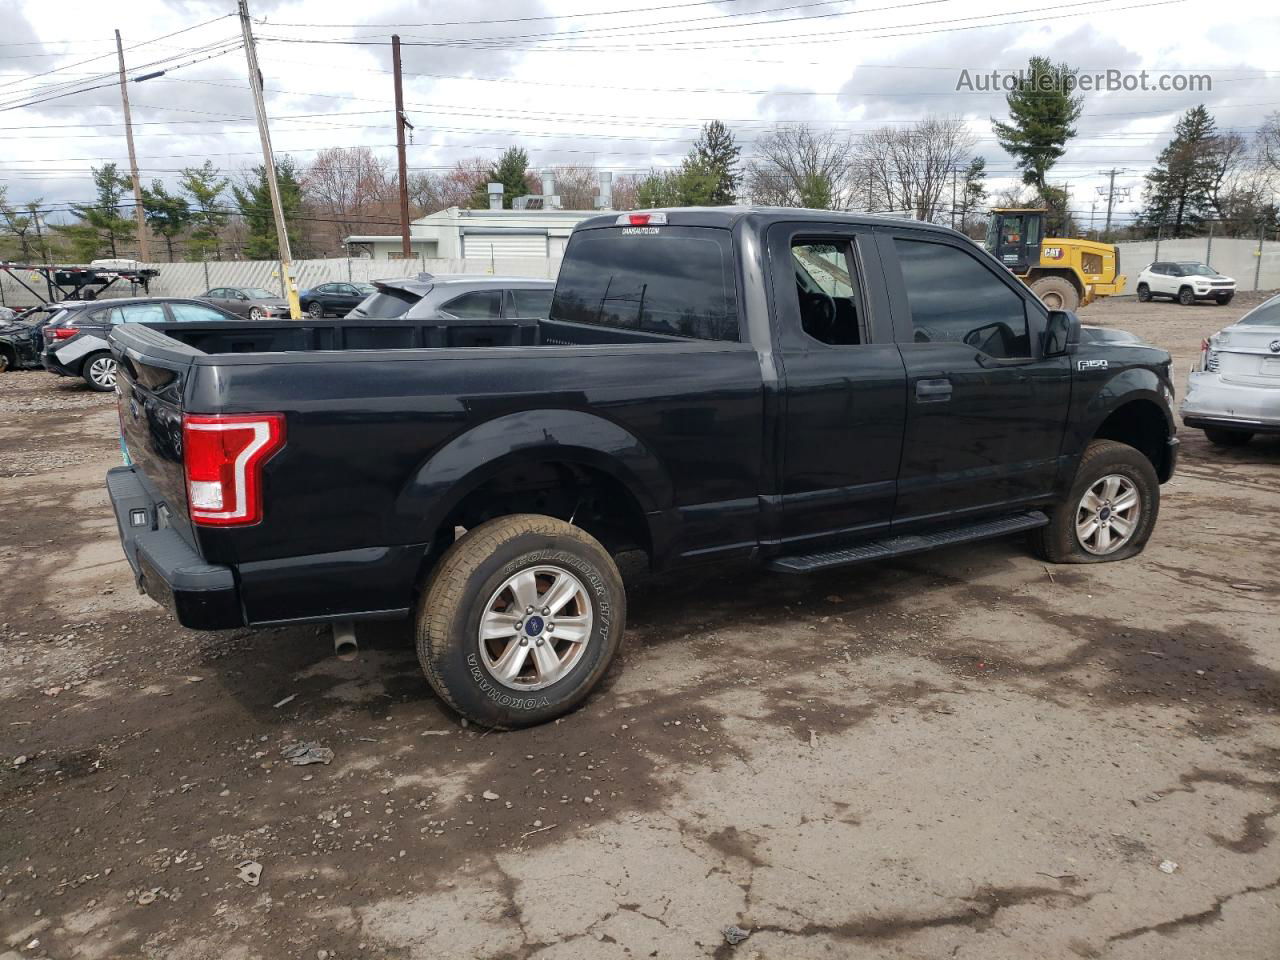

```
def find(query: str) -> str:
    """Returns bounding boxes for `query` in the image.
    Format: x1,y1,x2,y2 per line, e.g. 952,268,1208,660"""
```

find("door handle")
915,378,952,402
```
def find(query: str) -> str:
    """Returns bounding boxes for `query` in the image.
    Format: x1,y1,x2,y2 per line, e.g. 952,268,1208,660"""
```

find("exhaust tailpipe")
333,620,358,661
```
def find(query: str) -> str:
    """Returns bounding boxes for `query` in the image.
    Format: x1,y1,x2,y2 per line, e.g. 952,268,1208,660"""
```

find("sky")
1,0,1278,232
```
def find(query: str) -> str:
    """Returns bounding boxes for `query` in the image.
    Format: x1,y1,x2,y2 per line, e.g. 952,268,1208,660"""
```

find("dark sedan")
200,286,291,319
299,281,376,318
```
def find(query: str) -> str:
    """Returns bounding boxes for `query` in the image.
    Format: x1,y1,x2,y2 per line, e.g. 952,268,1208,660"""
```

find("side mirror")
1043,309,1080,357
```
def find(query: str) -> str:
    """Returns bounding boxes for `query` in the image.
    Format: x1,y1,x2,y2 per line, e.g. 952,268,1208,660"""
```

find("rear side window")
441,290,502,319
551,227,739,341
893,237,1030,359
1239,296,1280,327
354,287,420,318
509,288,554,318
170,303,229,323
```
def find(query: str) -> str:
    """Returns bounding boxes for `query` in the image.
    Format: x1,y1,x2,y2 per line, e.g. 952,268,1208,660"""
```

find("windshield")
240,288,276,298
350,287,421,318
1175,263,1215,276
1238,296,1280,327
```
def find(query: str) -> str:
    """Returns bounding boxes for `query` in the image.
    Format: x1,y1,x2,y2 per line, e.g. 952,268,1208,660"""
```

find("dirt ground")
1,294,1278,960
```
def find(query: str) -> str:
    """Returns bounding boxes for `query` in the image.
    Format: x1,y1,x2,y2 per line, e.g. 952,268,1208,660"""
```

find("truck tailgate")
111,324,197,541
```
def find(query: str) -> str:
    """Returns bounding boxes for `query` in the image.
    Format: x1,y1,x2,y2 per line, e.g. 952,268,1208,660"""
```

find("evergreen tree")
690,120,741,205
1139,105,1218,237
634,159,720,208
992,57,1083,198
59,163,136,260
956,156,988,233
469,147,531,209
140,181,192,262
180,161,229,260
232,157,304,260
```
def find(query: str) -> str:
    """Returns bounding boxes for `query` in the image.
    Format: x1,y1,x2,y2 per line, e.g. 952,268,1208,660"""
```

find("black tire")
306,301,324,318
0,350,11,373
416,514,626,729
1031,439,1160,564
248,306,264,320
1216,293,1234,305
1136,283,1152,302
1204,427,1253,447
1178,287,1195,306
82,351,117,392
1030,276,1080,312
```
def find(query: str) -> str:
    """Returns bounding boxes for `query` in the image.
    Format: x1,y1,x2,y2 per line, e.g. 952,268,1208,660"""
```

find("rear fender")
397,409,672,548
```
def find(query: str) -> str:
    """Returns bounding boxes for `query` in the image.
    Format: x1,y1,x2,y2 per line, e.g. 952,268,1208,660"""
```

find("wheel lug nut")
541,607,550,615
515,622,523,631
519,638,528,646
547,624,555,632
535,638,544,646
526,606,534,614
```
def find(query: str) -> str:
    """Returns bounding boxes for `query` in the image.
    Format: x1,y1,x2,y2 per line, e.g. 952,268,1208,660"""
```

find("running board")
767,511,1048,574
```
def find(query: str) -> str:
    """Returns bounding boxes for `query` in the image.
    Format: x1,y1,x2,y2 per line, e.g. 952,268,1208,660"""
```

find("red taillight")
182,413,285,527
628,214,651,226
49,325,78,340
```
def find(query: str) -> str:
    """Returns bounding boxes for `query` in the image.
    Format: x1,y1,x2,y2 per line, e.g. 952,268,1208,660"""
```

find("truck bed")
118,315,677,362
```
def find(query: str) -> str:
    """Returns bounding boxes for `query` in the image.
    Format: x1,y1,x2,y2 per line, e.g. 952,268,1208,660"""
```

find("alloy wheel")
1075,474,1141,555
477,565,594,691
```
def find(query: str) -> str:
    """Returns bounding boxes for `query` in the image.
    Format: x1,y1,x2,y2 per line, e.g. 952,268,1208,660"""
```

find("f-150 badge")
1077,359,1109,371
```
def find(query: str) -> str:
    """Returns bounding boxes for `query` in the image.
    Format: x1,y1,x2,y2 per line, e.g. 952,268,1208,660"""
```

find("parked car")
199,286,291,319
1080,325,1147,345
43,297,241,391
348,275,556,321
0,307,15,323
107,207,1177,729
1181,292,1280,446
299,281,376,318
0,306,53,372
1136,261,1236,305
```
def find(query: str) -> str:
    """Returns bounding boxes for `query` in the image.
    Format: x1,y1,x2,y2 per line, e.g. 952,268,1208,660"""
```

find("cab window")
893,237,1031,359
790,239,862,346
441,290,502,320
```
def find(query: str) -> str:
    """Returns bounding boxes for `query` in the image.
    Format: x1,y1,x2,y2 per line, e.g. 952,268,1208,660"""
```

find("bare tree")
610,174,643,211
1258,111,1280,178
547,165,599,209
744,124,858,209
992,183,1033,207
408,158,490,215
855,117,977,221
303,147,393,238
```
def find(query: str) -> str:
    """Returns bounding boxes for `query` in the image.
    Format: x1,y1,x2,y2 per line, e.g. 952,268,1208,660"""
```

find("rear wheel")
1204,427,1253,447
1136,283,1152,302
1031,439,1159,563
83,352,117,392
416,514,626,729
1178,287,1195,306
1030,276,1080,312
306,301,324,318
0,350,11,373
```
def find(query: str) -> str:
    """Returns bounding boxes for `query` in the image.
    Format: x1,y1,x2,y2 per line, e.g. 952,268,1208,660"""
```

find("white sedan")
1182,293,1280,446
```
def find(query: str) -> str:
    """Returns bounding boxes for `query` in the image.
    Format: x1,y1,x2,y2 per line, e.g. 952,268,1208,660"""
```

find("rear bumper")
1181,372,1280,432
107,466,245,630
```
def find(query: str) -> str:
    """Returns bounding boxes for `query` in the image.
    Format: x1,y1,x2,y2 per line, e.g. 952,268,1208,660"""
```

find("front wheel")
1136,283,1152,302
306,301,324,318
1178,287,1195,306
82,352,118,392
416,515,626,729
1031,439,1159,563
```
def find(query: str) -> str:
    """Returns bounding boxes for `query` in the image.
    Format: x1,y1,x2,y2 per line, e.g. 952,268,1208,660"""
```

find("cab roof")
573,206,966,237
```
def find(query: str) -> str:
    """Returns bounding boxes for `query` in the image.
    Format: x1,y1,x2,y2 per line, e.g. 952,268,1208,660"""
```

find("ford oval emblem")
1270,339,1280,354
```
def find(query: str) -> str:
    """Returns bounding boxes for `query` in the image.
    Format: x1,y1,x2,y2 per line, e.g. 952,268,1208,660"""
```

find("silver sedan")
1181,293,1280,446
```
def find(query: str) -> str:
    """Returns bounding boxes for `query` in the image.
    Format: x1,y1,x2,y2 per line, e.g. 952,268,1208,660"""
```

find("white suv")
1136,261,1236,306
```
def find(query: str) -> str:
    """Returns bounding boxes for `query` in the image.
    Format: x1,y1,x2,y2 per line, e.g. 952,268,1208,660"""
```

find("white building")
344,207,598,261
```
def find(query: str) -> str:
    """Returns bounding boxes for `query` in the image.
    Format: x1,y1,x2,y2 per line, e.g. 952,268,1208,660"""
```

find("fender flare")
395,408,672,546
1064,368,1176,484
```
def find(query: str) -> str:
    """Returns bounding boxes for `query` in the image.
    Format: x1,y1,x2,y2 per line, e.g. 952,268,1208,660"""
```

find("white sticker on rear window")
619,227,660,236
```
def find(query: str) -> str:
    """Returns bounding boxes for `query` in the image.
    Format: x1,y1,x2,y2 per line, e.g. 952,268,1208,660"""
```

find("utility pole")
391,36,414,259
115,30,150,263
237,0,301,318
1096,167,1130,235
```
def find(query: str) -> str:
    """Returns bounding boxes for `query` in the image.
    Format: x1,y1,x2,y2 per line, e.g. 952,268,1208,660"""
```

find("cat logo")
1043,247,1064,260
1077,359,1109,371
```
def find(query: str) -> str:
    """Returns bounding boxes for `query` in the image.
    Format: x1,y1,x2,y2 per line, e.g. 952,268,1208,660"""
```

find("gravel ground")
0,295,1278,960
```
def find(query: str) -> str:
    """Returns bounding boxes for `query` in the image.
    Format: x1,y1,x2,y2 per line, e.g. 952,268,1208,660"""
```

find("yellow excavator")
984,208,1126,311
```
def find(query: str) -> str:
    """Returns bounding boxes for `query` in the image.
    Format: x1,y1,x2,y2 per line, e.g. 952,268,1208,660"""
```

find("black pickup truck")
107,207,1178,728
